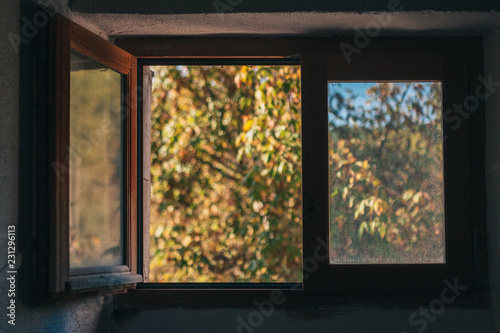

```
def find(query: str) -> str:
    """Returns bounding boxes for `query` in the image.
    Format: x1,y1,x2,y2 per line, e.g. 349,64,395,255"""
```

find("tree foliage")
149,66,445,282
150,65,302,282
328,82,444,263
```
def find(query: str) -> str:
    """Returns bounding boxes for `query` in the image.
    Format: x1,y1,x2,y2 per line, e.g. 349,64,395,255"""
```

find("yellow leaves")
412,191,423,204
369,220,377,235
348,196,355,208
358,222,368,238
373,200,383,216
394,208,406,217
243,118,253,132
354,201,364,220
235,133,244,147
402,190,415,202
410,206,420,217
379,225,386,239
353,197,388,221
156,238,165,250
342,187,349,200
373,199,387,216
338,155,356,168
234,68,247,88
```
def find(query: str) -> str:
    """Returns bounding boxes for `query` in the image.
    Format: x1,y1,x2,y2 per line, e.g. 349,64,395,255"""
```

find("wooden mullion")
141,66,153,282
300,53,329,292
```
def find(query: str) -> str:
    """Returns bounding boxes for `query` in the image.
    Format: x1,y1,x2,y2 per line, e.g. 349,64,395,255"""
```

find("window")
328,81,445,265
146,63,302,283
39,14,487,302
39,15,141,295
300,51,486,293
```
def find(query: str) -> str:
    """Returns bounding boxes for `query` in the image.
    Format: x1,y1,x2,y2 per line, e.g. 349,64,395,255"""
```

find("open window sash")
49,14,141,294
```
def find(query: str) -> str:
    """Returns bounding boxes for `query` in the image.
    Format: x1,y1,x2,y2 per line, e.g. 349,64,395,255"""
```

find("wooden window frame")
113,36,488,307
137,57,302,289
303,52,478,293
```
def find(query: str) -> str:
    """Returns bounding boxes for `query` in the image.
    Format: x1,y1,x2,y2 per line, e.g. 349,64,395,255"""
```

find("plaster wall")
79,12,500,38
72,0,500,14
0,1,111,332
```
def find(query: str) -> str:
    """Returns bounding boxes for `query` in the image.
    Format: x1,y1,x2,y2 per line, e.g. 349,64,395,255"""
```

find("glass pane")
328,82,444,264
69,49,124,268
149,65,302,282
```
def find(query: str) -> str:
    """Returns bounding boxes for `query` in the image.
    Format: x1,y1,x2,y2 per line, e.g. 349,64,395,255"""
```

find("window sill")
66,272,143,291
113,285,489,310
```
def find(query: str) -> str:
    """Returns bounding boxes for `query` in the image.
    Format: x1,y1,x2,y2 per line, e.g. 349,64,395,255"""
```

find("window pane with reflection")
328,82,445,264
69,49,124,268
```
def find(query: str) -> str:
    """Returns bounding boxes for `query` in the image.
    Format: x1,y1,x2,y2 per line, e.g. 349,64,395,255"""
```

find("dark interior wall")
111,308,493,333
485,29,500,333
71,0,500,14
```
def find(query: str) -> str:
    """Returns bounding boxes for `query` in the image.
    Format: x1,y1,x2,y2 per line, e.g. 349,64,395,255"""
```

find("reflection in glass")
69,50,124,268
328,82,444,264
149,65,302,282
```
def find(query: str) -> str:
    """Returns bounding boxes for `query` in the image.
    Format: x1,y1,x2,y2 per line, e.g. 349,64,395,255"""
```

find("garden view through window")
149,64,303,282
328,82,445,264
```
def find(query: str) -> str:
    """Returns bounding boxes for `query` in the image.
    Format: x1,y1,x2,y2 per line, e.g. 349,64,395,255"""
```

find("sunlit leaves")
150,65,302,282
